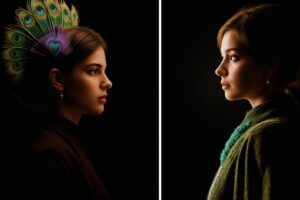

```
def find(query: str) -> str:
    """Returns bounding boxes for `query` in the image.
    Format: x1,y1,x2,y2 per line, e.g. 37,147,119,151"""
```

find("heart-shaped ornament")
48,40,62,55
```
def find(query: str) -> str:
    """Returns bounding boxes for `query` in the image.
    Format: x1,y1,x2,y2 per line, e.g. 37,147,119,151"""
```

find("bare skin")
215,30,284,108
50,47,112,124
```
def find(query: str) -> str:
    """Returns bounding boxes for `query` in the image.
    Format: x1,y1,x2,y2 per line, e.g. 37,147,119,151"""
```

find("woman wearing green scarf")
208,3,300,200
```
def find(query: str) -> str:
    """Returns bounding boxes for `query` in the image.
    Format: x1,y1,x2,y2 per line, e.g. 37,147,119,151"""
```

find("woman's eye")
88,70,99,75
229,55,238,61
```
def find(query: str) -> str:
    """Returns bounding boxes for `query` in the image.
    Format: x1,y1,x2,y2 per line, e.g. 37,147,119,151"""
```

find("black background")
163,0,299,199
0,0,158,200
1,0,299,199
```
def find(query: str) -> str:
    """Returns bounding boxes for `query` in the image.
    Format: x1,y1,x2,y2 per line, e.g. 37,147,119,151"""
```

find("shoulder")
30,128,76,168
27,148,76,199
244,117,291,143
242,117,298,168
32,126,71,151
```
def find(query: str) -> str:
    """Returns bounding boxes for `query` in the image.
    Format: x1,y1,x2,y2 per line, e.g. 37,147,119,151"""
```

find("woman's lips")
98,95,107,103
222,85,230,90
221,81,230,90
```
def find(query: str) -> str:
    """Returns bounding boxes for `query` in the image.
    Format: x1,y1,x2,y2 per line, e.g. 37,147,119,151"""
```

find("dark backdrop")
163,0,299,199
0,1,158,200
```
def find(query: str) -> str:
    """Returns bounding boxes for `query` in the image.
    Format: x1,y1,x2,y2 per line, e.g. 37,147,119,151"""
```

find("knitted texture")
220,120,253,165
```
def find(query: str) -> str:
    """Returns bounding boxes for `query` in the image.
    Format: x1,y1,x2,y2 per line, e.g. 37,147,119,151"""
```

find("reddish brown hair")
217,3,299,85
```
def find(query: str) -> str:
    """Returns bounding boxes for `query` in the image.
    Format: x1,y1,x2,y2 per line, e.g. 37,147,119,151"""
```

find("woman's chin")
224,92,240,101
87,105,105,115
95,107,105,114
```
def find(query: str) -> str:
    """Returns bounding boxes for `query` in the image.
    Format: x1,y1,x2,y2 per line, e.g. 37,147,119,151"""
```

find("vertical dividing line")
159,0,162,199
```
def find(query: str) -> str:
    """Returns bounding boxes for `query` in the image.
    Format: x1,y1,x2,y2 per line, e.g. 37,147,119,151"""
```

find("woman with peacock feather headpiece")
1,0,112,199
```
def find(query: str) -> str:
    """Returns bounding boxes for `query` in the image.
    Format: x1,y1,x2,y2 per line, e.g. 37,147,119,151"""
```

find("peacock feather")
1,0,79,82
60,1,72,27
44,0,63,27
5,62,26,80
70,5,79,26
2,48,29,61
29,0,52,33
16,8,44,39
4,30,30,47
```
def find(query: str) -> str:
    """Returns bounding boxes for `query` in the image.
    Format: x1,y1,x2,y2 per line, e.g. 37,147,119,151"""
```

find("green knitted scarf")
220,120,254,166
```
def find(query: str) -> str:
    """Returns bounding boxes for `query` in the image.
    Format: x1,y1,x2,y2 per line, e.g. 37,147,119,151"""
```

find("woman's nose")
100,74,113,90
215,62,227,77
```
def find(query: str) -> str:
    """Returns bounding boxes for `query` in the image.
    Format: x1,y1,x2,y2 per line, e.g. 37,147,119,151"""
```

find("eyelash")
88,69,100,75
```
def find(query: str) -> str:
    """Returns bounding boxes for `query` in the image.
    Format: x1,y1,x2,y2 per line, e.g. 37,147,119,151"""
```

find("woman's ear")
49,68,64,91
266,60,279,84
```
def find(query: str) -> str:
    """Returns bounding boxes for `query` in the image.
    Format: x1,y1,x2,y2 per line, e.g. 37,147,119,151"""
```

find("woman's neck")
56,103,82,125
248,87,285,108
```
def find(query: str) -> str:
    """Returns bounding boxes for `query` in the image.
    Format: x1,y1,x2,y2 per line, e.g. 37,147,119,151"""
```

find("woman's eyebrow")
85,63,104,69
220,48,244,56
224,48,242,53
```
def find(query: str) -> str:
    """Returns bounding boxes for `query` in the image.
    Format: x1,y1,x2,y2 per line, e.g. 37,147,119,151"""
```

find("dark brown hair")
57,26,107,74
13,26,107,110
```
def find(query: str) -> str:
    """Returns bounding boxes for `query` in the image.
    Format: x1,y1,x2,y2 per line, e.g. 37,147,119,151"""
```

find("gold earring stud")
60,91,64,100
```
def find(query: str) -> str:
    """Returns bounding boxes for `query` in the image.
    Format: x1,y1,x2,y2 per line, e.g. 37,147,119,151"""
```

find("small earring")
60,91,64,100
266,80,270,85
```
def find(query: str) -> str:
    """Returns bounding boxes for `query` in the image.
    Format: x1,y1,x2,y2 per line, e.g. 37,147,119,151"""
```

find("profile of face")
215,30,269,106
61,47,112,115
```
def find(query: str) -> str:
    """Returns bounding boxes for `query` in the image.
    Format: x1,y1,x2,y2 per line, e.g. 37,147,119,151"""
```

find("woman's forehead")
77,48,107,68
220,30,247,54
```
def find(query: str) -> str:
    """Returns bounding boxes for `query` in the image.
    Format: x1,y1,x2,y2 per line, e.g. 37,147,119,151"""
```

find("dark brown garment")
26,114,109,200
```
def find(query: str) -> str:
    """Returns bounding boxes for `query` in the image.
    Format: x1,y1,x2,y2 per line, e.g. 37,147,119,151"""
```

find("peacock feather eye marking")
11,50,18,58
13,34,21,44
63,9,69,18
36,6,45,16
24,15,33,25
50,4,58,14
73,13,78,20
14,62,22,70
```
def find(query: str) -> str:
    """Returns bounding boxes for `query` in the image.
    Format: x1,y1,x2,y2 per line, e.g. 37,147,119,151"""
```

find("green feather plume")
4,30,28,46
60,1,72,27
2,48,29,61
44,0,63,27
70,5,79,26
16,8,44,39
4,26,36,47
29,0,52,33
5,61,25,80
2,0,79,82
